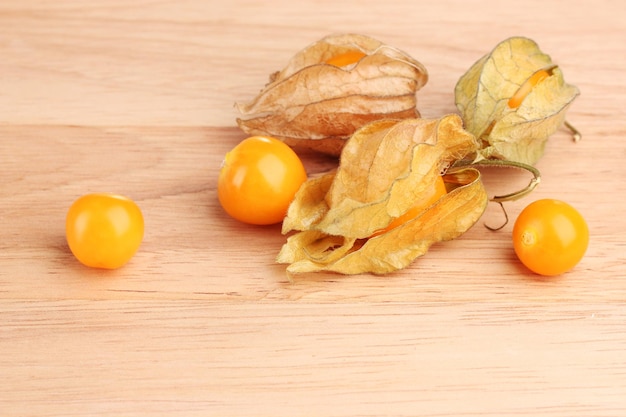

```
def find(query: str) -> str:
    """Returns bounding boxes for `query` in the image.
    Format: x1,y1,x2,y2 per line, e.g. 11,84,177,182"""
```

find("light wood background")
2,1,625,415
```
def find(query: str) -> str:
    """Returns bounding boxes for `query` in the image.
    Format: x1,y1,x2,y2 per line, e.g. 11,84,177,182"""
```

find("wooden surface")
2,1,625,415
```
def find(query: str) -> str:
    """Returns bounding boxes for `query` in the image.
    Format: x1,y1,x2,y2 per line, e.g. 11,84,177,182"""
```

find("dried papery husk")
277,114,488,275
455,36,580,165
278,168,487,275
236,33,428,156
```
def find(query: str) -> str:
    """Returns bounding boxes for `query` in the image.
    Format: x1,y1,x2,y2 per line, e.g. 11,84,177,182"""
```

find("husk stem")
565,120,582,142
450,158,542,230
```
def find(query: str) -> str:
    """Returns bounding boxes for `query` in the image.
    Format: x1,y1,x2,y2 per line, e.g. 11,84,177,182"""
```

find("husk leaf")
236,33,428,156
277,114,488,275
454,36,579,165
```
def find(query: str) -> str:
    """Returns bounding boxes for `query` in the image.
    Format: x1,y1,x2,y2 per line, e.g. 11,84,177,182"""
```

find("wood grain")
1,0,625,415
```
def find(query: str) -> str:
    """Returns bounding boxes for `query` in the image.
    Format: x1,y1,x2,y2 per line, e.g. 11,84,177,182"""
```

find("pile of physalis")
219,33,586,277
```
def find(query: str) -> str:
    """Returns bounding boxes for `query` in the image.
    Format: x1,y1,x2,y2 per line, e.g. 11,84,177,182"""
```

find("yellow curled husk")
277,114,488,275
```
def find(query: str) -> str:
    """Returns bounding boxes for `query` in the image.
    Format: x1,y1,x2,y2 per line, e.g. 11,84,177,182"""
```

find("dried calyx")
277,115,488,275
236,33,428,156
454,36,580,166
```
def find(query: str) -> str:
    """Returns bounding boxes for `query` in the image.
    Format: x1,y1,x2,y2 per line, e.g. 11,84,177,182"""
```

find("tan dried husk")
236,33,428,156
455,36,579,166
277,114,488,275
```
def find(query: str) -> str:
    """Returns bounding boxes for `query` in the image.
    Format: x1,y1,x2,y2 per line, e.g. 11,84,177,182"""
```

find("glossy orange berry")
66,193,144,269
324,50,367,67
508,68,553,108
513,199,589,276
218,136,307,225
